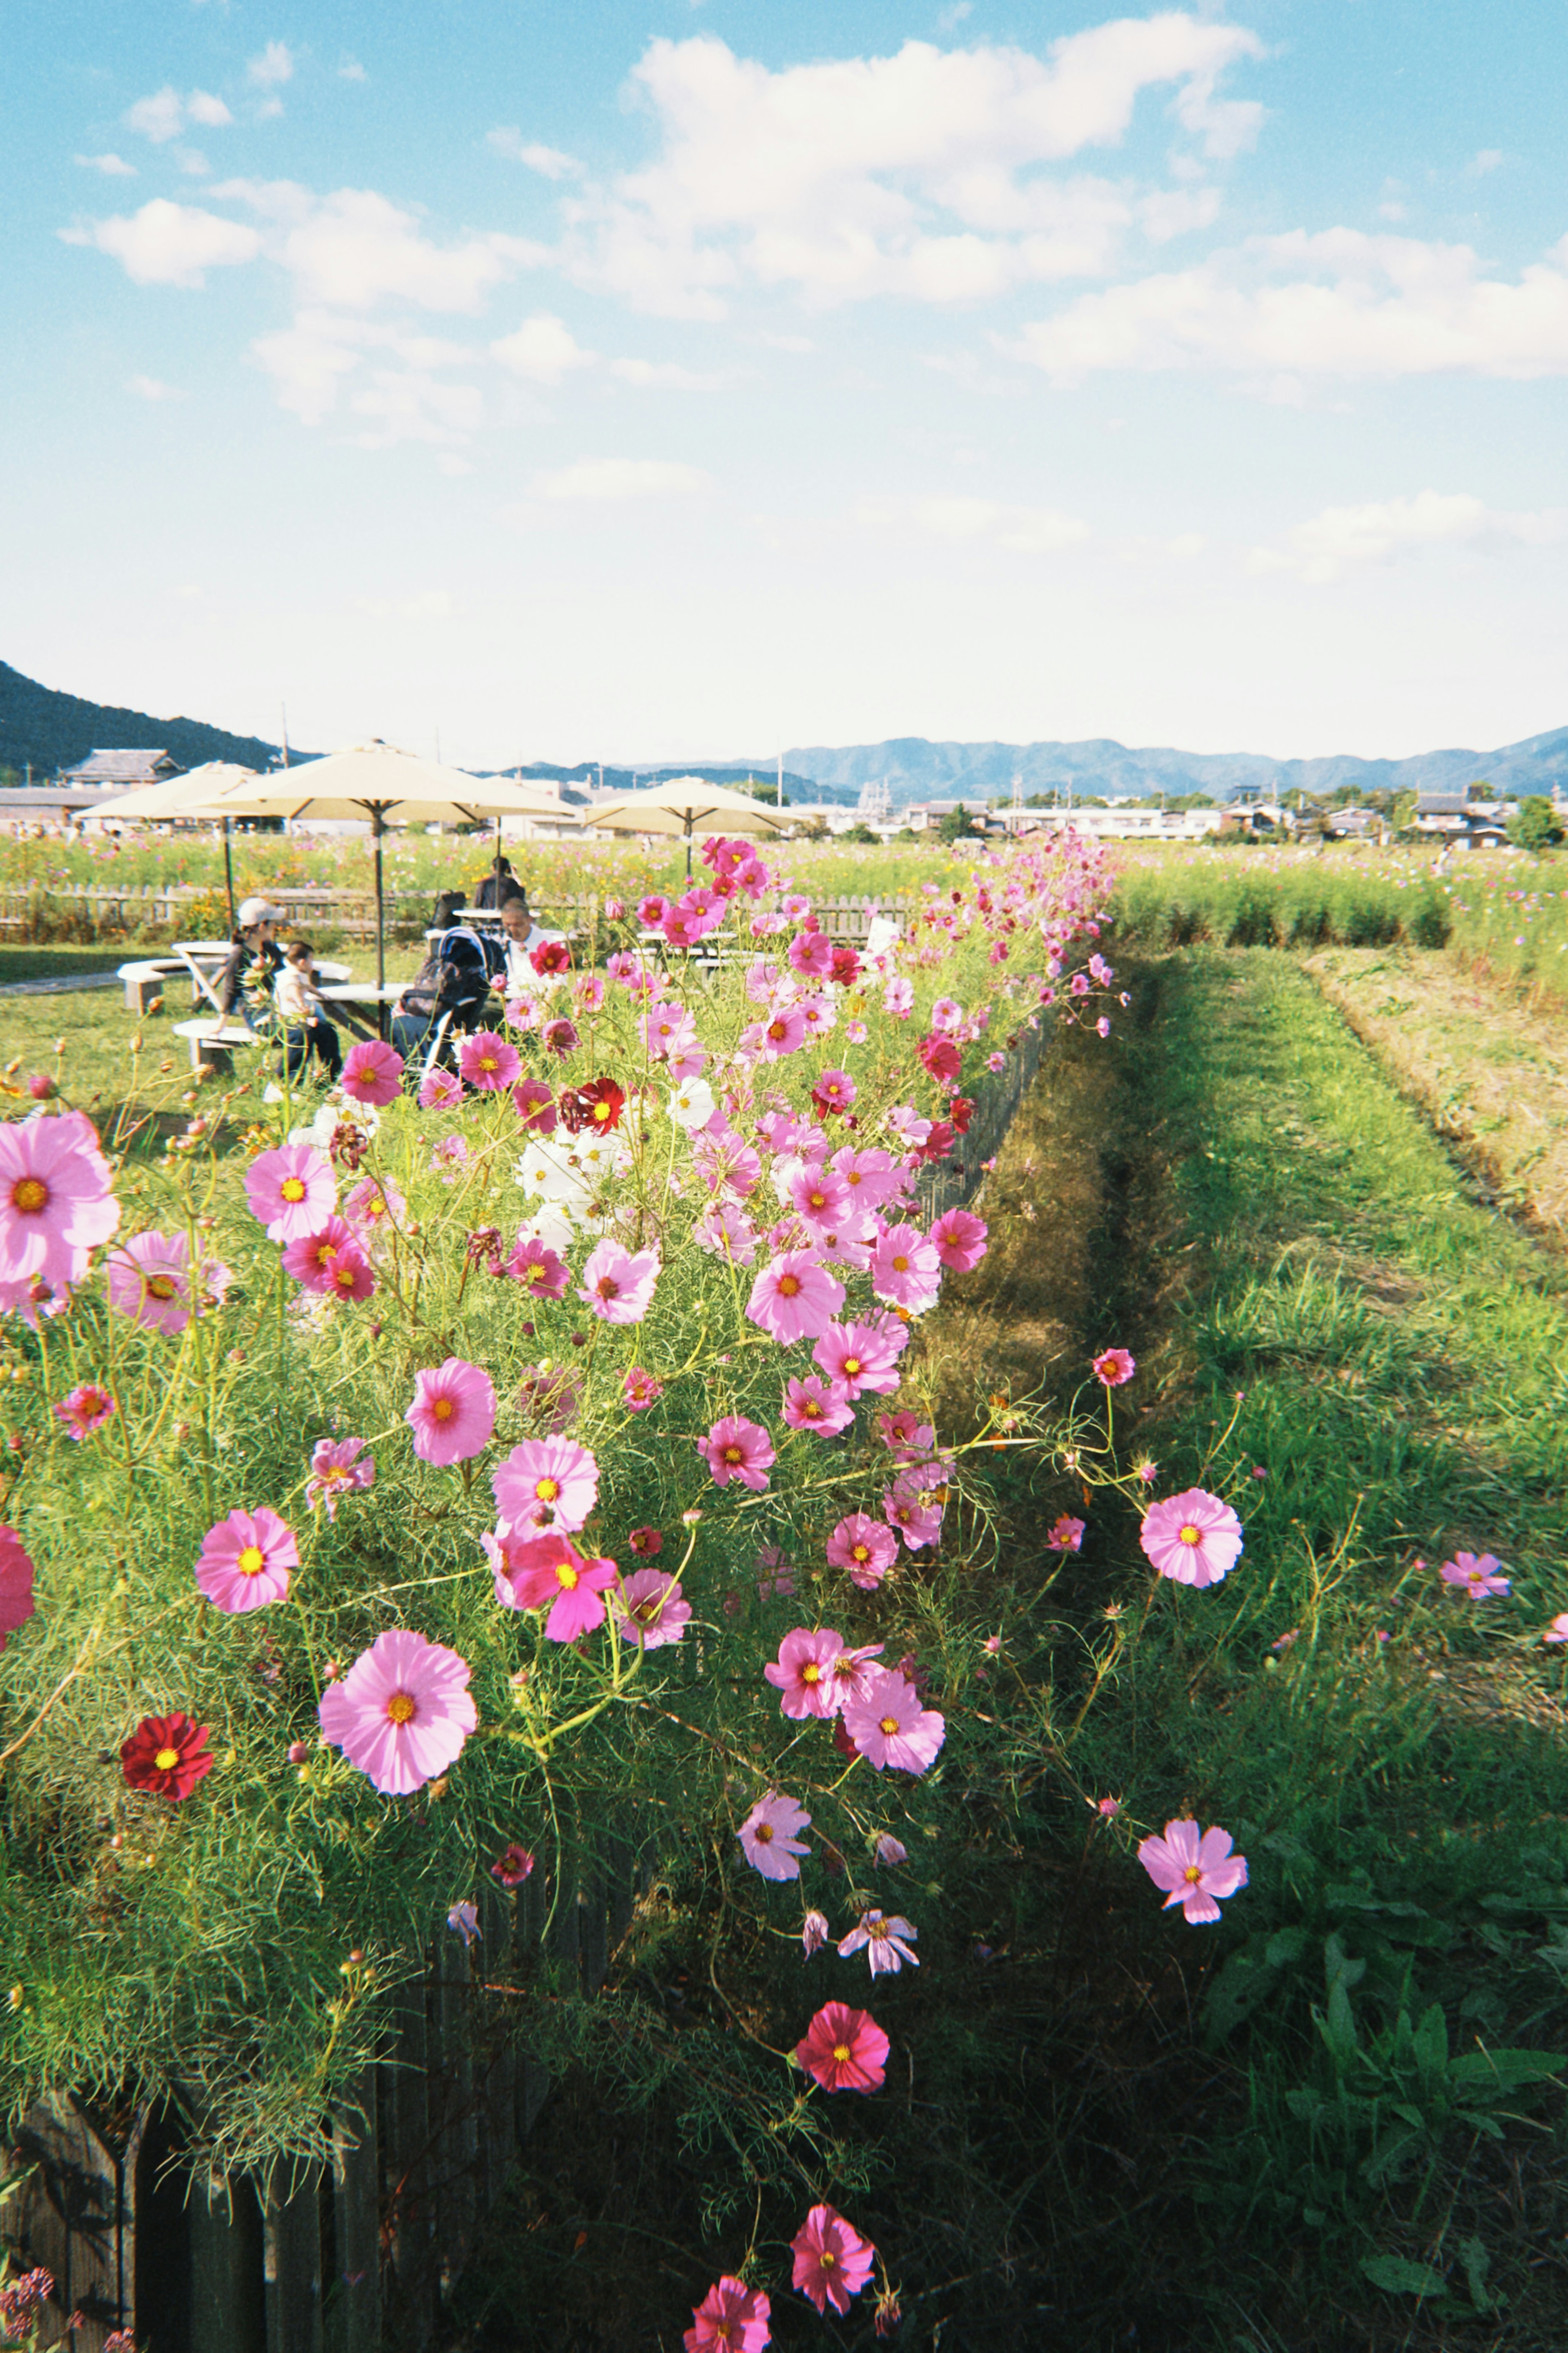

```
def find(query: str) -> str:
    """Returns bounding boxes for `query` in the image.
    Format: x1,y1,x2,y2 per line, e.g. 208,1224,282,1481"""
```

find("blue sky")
5,1,1567,767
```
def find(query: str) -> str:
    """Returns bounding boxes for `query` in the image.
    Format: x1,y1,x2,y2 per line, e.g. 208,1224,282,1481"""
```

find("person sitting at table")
430,888,465,932
474,855,517,911
390,917,507,1064
498,888,557,990
219,898,285,1028
274,937,343,1082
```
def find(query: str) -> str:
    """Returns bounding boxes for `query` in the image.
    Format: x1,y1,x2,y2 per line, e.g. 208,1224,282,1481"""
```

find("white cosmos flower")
517,1202,578,1253
668,1077,716,1131
515,1142,590,1204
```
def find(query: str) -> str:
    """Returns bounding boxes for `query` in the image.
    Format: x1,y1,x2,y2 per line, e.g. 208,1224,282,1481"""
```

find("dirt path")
1303,946,1568,1234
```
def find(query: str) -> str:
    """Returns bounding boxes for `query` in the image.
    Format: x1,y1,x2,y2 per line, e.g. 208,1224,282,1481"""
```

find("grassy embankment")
449,950,1568,2351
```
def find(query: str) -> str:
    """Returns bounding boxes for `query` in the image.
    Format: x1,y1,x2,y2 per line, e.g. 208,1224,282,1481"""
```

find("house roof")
58,749,182,785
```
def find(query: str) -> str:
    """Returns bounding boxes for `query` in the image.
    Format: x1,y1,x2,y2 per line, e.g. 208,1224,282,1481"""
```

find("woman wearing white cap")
220,897,286,1027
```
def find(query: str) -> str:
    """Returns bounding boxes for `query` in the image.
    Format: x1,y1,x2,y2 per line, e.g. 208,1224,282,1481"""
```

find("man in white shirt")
499,892,564,992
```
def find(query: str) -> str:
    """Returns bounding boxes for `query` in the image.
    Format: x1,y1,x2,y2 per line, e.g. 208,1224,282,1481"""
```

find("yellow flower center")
879,1715,899,1737
154,1746,180,1772
1178,1524,1200,1546
893,1253,909,1273
237,1546,265,1577
555,1561,579,1590
852,1543,871,1563
868,1918,889,1940
802,1662,821,1684
778,1274,800,1298
11,1177,47,1214
1183,1863,1202,1883
842,1356,862,1377
832,2042,851,2063
808,1192,826,1211
593,1102,610,1124
820,2250,837,2268
535,1476,560,1502
754,1821,773,1842
722,1445,743,1465
146,1274,179,1301
479,1055,497,1072
596,1276,619,1299
385,1691,416,1724
281,1177,306,1202
433,1397,454,1421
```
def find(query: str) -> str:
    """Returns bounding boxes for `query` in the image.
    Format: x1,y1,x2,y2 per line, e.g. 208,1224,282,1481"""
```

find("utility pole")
777,746,784,810
279,704,291,770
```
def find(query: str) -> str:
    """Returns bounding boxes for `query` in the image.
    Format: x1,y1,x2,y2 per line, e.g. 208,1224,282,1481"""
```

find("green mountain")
0,662,284,781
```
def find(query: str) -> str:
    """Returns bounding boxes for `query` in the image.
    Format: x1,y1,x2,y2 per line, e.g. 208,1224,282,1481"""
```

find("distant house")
1411,792,1510,850
57,749,183,791
902,798,993,833
1322,806,1382,839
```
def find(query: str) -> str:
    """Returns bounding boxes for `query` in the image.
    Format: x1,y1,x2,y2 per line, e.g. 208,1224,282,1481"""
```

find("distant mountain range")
5,658,1567,808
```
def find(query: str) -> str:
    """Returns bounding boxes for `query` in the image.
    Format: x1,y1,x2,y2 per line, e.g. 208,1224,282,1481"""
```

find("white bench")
171,1019,260,1076
118,957,194,1013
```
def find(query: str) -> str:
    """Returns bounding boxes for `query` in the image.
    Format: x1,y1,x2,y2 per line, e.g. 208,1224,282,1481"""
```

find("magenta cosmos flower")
243,1144,336,1241
1047,1514,1085,1552
684,2278,771,2353
578,1240,660,1325
458,1030,522,1092
795,2001,889,2093
702,1416,775,1492
871,1226,942,1313
491,1841,535,1887
282,1217,375,1303
813,1321,902,1399
737,1791,811,1881
53,1382,116,1441
339,1039,404,1107
0,1109,119,1290
746,1254,845,1346
1137,1818,1248,1925
107,1231,230,1336
764,1627,843,1720
837,1909,919,1977
842,1669,946,1774
195,1506,298,1613
492,1434,599,1533
827,1514,898,1591
1140,1488,1243,1588
419,1066,463,1110
1093,1346,1136,1387
318,1628,477,1795
305,1436,375,1521
929,1207,988,1272
613,1569,690,1649
489,1530,618,1642
506,1234,570,1298
406,1359,496,1466
0,1528,36,1655
782,1374,853,1436
1439,1550,1512,1599
623,1365,663,1411
791,2204,876,2317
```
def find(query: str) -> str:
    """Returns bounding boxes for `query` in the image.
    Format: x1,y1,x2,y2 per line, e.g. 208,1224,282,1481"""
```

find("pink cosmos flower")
0,1528,36,1655
1544,1613,1568,1646
53,1382,117,1441
282,1216,374,1298
343,1176,406,1244
541,1017,579,1059
1047,1514,1085,1552
702,1416,775,1491
929,1208,988,1273
813,1069,856,1113
883,976,914,1018
1439,1550,1512,1599
243,1144,336,1241
764,1627,843,1719
1137,1818,1249,1925
490,1531,618,1641
623,1365,664,1412
107,1231,230,1336
791,2205,875,2318
0,1109,119,1290
613,1569,690,1649
877,1410,935,1461
871,1226,943,1312
802,1909,830,1956
506,1235,570,1298
511,1076,557,1132
782,1374,853,1436
788,928,834,978
789,1166,851,1228
405,1358,497,1466
1140,1489,1244,1588
195,1506,298,1613
882,1481,943,1552
458,1030,522,1092
737,1790,811,1881
305,1436,375,1520
795,2001,889,2093
684,2278,771,2353
873,1833,908,1866
418,1066,463,1110
340,1039,404,1107
492,1434,599,1533
757,1005,807,1060
842,1669,946,1773
318,1628,477,1795
578,1239,660,1324
813,1321,902,1399
827,1514,899,1590
837,1909,919,1976
829,1640,886,1710
491,1842,536,1887
746,1253,845,1346
1093,1346,1136,1387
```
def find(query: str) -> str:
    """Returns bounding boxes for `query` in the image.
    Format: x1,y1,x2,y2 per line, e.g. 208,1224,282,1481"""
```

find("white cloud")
248,42,296,89
75,152,136,176
532,458,713,500
339,59,367,83
938,4,974,27
611,356,744,389
278,189,533,311
125,87,233,144
492,313,595,382
1468,148,1503,176
1012,228,1568,381
561,20,1263,315
126,373,186,400
175,149,211,178
1249,490,1567,584
757,330,815,352
250,308,479,437
858,494,1089,553
61,199,262,287
488,128,581,178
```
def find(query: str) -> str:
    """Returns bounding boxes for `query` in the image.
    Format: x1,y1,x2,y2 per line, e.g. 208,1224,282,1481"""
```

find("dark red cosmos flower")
626,1524,664,1557
829,944,862,986
948,1095,974,1135
490,1841,536,1887
530,939,572,976
557,1077,626,1135
121,1712,214,1800
917,1034,962,1086
918,1120,957,1163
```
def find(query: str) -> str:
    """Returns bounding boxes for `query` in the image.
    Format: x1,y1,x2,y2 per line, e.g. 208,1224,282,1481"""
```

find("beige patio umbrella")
587,776,790,875
205,743,572,986
95,762,266,929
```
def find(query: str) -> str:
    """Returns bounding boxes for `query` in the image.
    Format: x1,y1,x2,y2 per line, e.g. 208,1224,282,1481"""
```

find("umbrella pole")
222,819,236,932
494,814,503,904
685,814,694,879
372,809,387,1031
